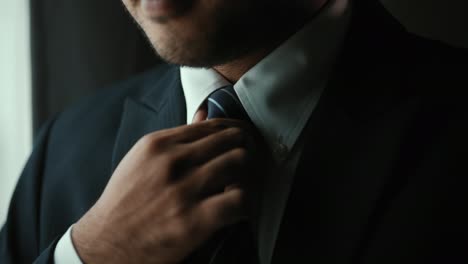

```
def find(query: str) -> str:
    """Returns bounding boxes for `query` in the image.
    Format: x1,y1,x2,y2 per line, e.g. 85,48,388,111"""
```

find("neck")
213,0,330,83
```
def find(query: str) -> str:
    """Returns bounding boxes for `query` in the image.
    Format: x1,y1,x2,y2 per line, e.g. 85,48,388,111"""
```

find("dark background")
30,0,468,134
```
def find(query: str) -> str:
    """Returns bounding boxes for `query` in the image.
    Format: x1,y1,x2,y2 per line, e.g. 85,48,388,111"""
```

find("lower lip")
141,0,181,18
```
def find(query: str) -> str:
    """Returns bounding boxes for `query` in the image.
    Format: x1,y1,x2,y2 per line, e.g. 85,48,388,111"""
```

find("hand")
72,119,257,264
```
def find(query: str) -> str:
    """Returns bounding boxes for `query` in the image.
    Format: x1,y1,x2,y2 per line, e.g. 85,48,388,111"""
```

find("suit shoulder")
52,64,176,130
400,34,468,106
43,64,177,149
405,33,468,66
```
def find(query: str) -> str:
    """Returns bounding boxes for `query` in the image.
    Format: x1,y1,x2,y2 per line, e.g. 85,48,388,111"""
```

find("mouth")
140,0,194,20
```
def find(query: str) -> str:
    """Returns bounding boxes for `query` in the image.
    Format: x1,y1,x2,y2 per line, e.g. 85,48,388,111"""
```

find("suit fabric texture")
1,0,468,263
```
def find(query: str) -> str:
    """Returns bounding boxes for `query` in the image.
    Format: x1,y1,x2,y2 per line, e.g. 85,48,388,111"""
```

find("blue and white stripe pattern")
207,85,249,120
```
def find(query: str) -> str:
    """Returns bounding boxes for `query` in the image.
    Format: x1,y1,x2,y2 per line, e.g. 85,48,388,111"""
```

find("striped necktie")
207,86,249,120
193,86,258,263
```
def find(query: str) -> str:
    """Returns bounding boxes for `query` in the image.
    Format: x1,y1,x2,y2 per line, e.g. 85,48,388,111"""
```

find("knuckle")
162,220,186,245
209,118,229,130
194,170,211,193
231,148,248,161
140,131,175,152
150,136,168,152
194,165,209,179
172,218,187,235
226,127,244,138
155,156,174,178
137,133,156,149
159,152,173,165
230,188,246,206
166,186,186,204
139,133,164,151
182,218,199,237
169,149,186,163
158,152,180,170
155,150,186,182
197,204,218,229
166,217,198,243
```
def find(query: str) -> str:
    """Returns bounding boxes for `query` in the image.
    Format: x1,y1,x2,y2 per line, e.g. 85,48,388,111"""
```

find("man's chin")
148,26,258,68
144,27,224,67
154,46,218,68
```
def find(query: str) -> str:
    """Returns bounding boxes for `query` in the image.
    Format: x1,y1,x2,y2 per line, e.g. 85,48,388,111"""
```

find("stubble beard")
138,1,302,68
133,0,311,68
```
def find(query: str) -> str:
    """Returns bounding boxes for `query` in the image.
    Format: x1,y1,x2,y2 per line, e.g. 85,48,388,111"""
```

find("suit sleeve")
0,118,61,264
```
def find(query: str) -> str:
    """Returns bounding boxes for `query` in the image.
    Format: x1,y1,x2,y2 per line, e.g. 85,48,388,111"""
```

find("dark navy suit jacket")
2,1,468,263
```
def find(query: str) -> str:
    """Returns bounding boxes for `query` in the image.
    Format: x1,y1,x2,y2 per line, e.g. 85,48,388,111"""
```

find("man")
1,0,468,263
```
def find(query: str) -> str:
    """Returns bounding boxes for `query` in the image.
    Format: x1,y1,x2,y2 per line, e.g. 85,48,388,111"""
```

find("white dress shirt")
54,0,351,263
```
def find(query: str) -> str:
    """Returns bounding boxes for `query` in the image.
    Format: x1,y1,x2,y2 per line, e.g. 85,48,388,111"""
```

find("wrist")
72,213,126,264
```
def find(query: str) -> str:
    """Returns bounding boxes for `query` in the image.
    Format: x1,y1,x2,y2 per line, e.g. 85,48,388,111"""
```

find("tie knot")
207,86,248,120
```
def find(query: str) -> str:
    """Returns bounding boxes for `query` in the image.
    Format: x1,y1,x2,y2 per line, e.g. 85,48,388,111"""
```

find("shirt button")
273,142,289,161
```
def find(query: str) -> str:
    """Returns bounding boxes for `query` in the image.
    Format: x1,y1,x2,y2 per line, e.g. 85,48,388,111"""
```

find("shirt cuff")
54,225,84,264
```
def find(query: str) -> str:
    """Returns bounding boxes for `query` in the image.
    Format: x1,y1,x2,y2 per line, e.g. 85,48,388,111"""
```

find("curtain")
0,0,32,224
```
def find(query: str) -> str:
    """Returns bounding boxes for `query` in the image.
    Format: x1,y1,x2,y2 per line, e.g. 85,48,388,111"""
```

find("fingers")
175,119,248,143
184,127,252,165
184,147,250,197
142,119,251,150
194,187,247,233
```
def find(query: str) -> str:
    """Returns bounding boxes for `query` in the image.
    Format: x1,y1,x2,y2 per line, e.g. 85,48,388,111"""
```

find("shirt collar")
181,67,231,124
181,0,351,161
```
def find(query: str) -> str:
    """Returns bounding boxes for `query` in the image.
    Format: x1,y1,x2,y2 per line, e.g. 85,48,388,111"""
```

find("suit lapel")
112,66,186,170
272,1,413,263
